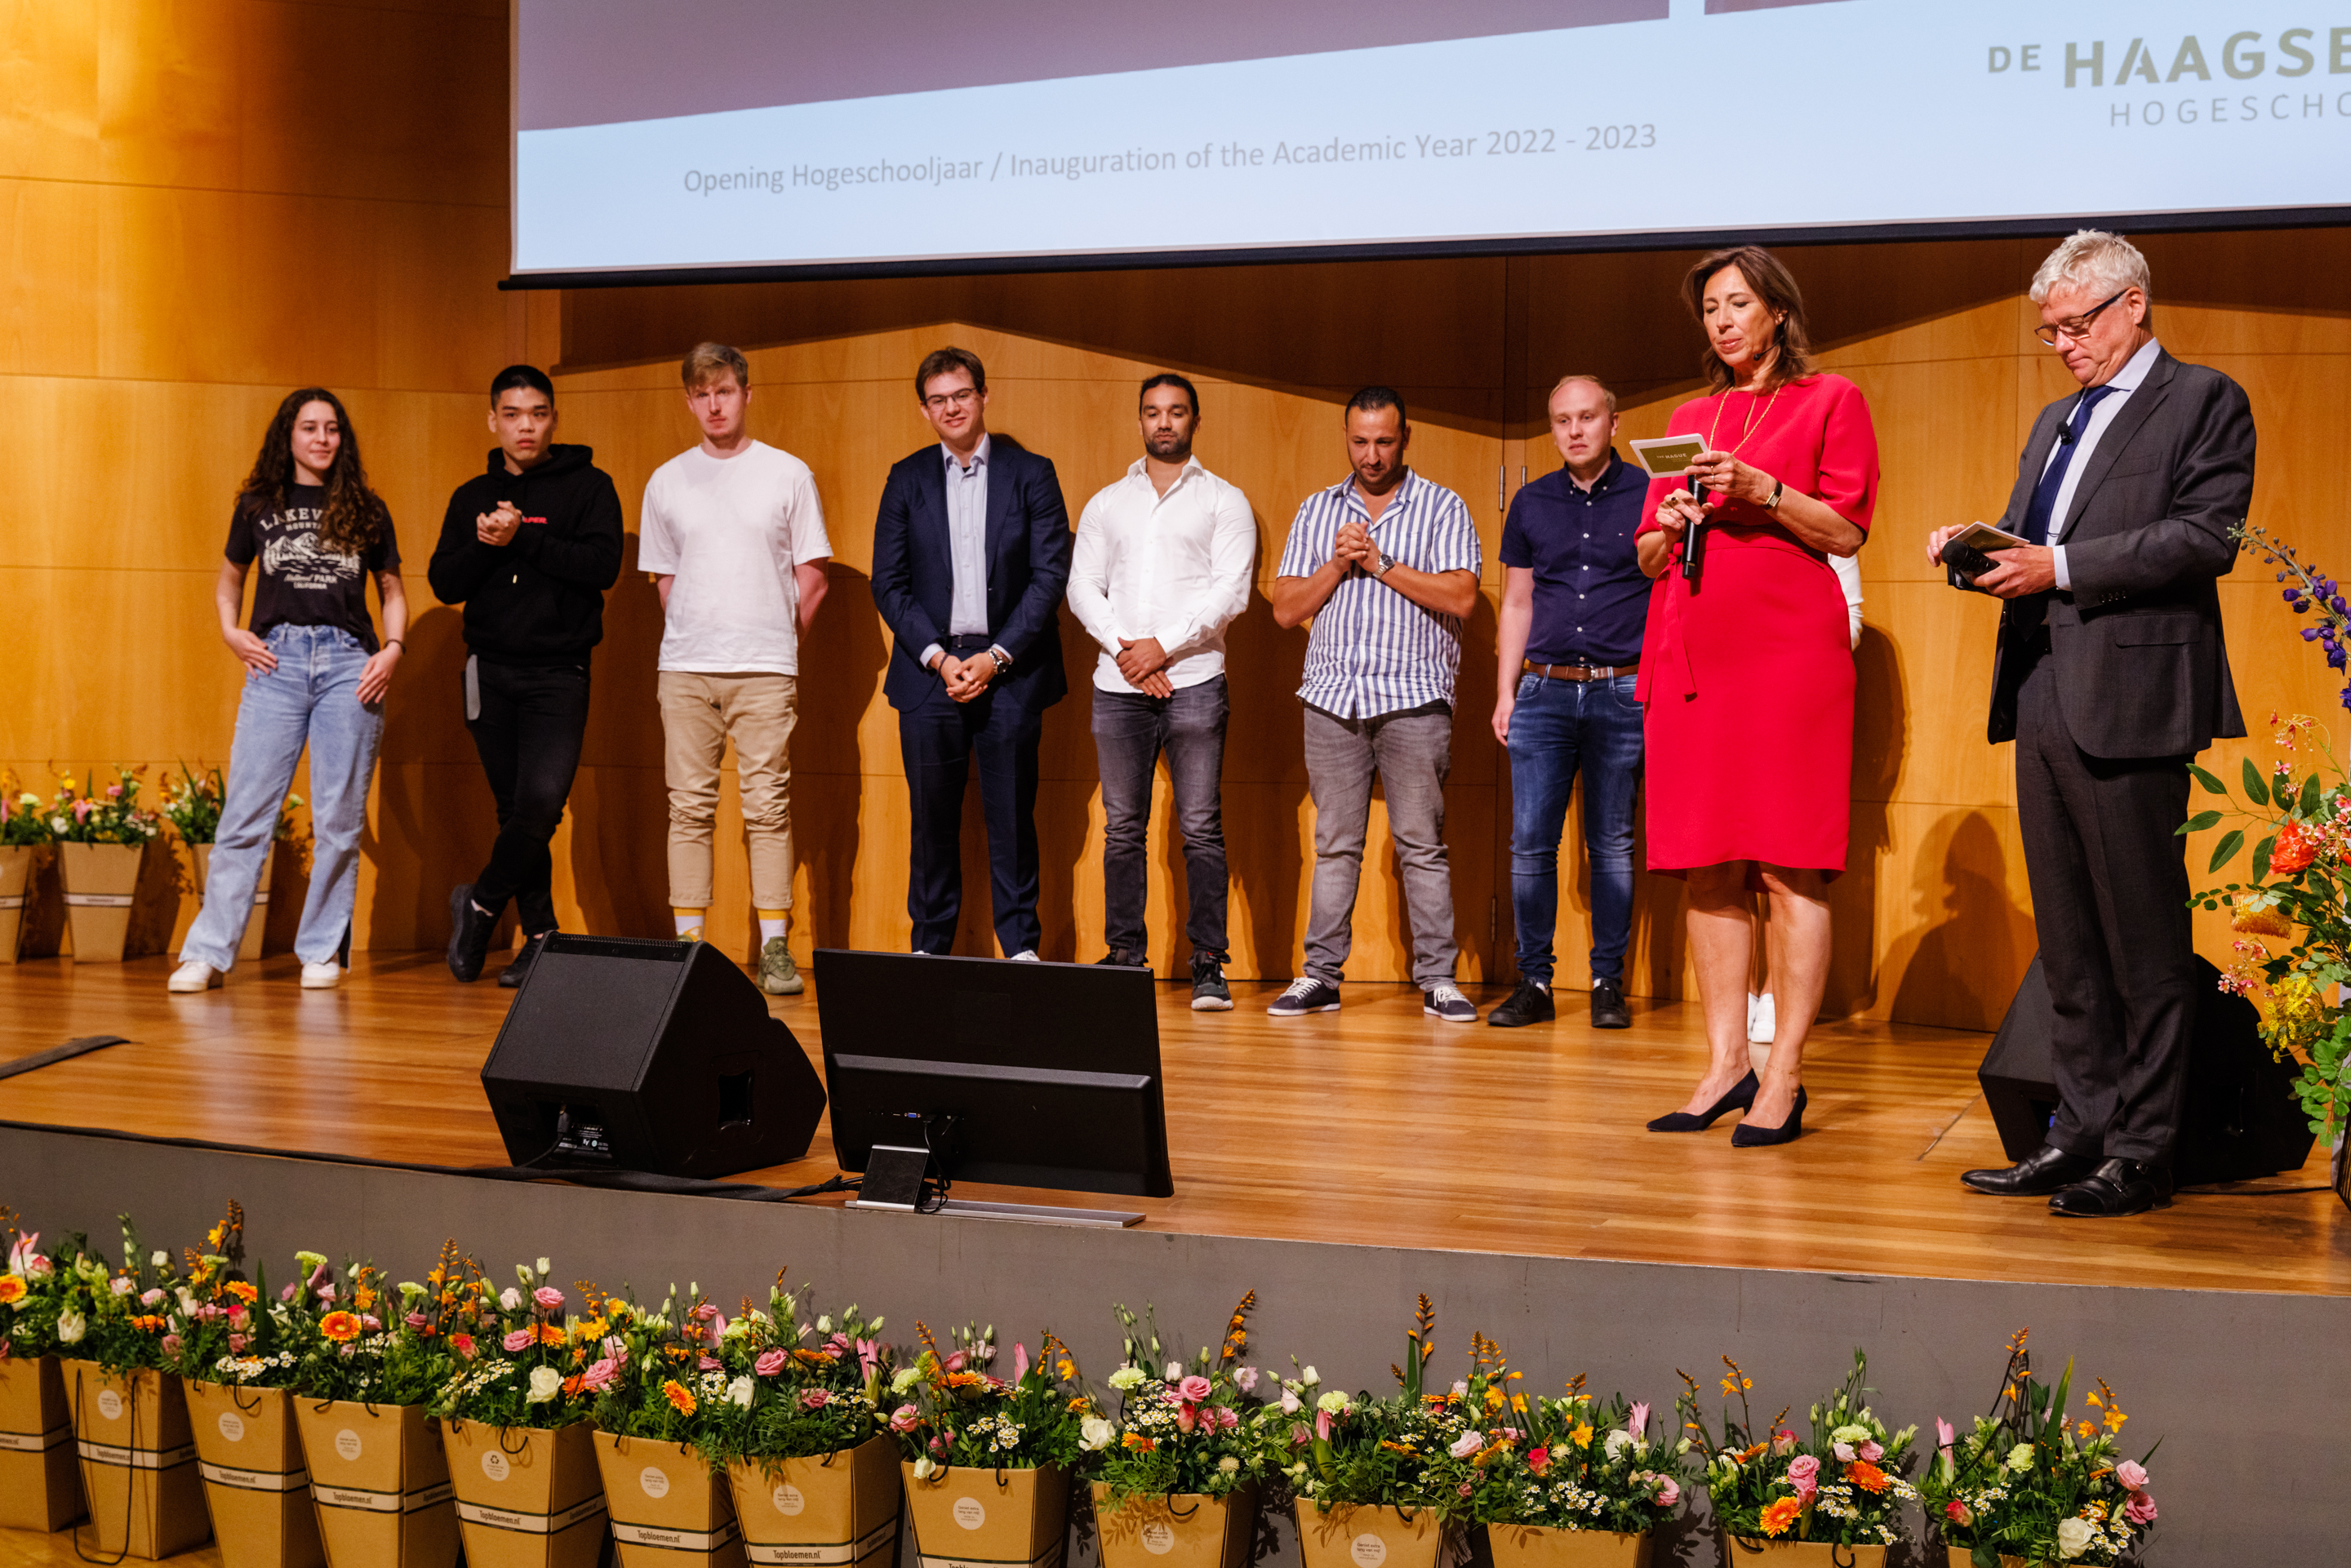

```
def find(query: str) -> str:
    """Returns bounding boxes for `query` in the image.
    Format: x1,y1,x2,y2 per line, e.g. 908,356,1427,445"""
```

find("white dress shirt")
2047,335,2162,591
1067,455,1255,692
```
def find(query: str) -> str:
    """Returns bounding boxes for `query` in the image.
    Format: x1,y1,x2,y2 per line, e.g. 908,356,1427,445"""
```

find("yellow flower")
0,1277,24,1304
1569,1422,1594,1447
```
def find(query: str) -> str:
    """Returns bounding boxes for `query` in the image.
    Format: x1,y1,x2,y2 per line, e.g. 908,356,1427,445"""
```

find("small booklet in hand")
1630,434,1706,478
1942,522,2029,593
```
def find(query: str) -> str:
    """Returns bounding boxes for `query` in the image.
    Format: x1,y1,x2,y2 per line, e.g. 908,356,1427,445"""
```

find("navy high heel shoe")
1730,1086,1807,1147
1647,1070,1758,1132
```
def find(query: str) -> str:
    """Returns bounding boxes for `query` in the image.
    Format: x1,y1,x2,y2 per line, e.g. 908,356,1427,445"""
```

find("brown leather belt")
1524,659,1636,682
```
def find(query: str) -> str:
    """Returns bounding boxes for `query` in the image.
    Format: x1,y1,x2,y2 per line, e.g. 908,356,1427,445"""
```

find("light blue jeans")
180,625,384,971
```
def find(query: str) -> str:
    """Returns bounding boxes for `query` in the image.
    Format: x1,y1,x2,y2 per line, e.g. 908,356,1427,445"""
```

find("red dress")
1634,374,1878,877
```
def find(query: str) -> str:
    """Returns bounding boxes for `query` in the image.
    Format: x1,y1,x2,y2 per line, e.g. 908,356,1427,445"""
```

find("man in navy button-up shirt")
1489,375,1649,1029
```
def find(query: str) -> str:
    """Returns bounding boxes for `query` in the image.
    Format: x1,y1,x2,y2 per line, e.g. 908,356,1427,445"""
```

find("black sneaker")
1423,984,1478,1024
1487,979,1554,1028
446,884,496,983
1095,948,1151,970
1590,978,1632,1029
1267,976,1341,1016
1190,954,1233,1011
498,931,550,990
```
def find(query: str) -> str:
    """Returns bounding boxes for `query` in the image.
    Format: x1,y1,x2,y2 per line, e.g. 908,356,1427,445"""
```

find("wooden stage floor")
1,953,2343,1297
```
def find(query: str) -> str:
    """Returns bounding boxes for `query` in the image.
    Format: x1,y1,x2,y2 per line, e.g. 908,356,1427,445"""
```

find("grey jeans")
1301,702,1458,988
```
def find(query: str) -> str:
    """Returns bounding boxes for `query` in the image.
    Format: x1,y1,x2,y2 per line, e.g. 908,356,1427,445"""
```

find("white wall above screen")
512,1,2351,278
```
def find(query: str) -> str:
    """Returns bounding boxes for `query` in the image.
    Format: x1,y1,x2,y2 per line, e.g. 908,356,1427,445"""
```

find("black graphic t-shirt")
224,484,402,654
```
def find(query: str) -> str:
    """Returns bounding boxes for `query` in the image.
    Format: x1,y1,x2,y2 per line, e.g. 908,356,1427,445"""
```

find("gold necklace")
1705,380,1783,458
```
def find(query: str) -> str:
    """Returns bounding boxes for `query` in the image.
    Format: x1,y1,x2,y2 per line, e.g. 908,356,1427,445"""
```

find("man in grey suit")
1929,229,2254,1219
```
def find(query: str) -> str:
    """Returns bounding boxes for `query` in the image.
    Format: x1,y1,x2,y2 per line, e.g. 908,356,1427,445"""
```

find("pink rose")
802,1388,833,1410
160,1335,182,1357
690,1303,720,1322
1216,1406,1240,1431
580,1357,620,1392
755,1348,789,1377
1944,1501,1971,1526
1527,1446,1551,1477
2115,1460,2149,1490
139,1288,164,1308
1785,1455,1820,1494
1448,1431,1484,1459
1859,1440,1882,1462
317,1287,336,1303
502,1329,533,1353
362,1315,381,1331
945,1351,966,1372
1176,1405,1197,1433
1770,1427,1797,1455
406,1312,429,1330
225,1303,247,1325
227,1333,247,1353
1180,1375,1213,1401
338,1344,354,1358
699,1355,721,1370
1831,1442,1855,1464
891,1404,920,1433
1655,1478,1680,1508
2123,1492,2157,1526
533,1286,565,1312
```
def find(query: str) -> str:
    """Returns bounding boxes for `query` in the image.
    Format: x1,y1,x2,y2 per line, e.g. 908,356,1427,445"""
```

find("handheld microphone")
1680,474,1709,587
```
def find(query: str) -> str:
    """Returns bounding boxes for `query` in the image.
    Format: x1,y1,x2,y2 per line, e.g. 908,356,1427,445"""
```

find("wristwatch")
1374,550,1397,579
1763,479,1786,512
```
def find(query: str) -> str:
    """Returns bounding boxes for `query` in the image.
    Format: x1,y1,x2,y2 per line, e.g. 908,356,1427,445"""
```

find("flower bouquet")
1678,1350,1917,1564
0,780,56,966
290,1244,469,1568
891,1321,1088,1568
1266,1296,1456,1568
0,1212,79,1530
431,1256,607,1568
693,1278,897,1568
582,1283,746,1568
1918,1330,2159,1567
53,1215,214,1557
1084,1295,1266,1568
1425,1339,1690,1568
156,1205,327,1568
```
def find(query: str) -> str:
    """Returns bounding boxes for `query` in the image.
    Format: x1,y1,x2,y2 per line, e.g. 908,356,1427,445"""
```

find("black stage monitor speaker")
482,933,825,1179
1980,953,2313,1187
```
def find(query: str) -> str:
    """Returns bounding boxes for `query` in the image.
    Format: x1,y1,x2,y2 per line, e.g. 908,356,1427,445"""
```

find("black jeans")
1091,677,1229,962
464,658,589,936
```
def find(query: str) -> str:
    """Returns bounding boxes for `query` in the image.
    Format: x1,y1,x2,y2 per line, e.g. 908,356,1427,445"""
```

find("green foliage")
48,767,162,846
1677,1349,1917,1549
688,1277,891,1472
1916,1331,2158,1566
428,1255,594,1430
0,776,56,846
1087,1295,1266,1504
891,1320,1087,1477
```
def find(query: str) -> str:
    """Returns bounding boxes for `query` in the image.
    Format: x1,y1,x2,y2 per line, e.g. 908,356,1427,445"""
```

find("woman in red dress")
1634,246,1878,1146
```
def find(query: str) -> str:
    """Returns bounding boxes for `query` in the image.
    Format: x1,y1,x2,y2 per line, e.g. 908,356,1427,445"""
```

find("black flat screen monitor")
815,949,1173,1198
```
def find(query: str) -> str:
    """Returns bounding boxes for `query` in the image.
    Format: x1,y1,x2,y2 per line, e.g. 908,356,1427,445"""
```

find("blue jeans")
1505,672,1642,986
181,625,384,971
1092,676,1229,962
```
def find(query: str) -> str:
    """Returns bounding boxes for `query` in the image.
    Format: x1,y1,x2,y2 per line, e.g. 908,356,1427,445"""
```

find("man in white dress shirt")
1066,374,1255,1009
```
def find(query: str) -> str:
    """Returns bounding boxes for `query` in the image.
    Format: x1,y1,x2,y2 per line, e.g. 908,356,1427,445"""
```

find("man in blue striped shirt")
1268,388,1483,1022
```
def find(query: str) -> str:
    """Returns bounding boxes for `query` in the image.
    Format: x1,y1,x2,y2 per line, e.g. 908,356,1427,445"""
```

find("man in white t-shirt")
1065,373,1254,1009
638,342,832,995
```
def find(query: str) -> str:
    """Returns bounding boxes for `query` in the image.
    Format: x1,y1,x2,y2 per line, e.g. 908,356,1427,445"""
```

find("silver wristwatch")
1375,550,1397,579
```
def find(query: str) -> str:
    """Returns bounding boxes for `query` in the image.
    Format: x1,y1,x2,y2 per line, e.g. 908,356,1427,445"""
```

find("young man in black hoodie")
429,364,624,985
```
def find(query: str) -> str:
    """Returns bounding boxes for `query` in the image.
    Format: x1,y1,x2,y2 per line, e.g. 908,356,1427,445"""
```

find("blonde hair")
2029,230,2154,322
681,342,750,390
1549,374,1617,414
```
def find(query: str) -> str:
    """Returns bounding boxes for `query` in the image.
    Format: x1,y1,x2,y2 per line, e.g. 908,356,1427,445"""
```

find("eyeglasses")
922,388,981,411
2033,288,2131,347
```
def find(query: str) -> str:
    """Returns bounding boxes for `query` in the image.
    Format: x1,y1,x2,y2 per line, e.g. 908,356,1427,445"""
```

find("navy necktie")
2021,385,2116,546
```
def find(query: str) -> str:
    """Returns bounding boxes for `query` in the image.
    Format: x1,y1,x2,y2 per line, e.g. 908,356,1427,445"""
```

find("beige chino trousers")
657,670,798,910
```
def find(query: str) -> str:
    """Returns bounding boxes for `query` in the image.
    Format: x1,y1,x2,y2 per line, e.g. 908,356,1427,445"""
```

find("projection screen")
512,2,2351,280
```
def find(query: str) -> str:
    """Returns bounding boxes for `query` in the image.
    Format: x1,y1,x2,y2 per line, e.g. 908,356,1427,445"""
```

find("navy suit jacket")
871,434,1071,716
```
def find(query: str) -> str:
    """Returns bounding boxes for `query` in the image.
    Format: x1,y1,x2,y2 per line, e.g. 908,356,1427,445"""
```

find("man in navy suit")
872,346,1072,957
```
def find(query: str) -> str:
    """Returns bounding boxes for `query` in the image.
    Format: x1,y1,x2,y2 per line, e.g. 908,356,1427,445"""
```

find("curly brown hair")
235,388,387,555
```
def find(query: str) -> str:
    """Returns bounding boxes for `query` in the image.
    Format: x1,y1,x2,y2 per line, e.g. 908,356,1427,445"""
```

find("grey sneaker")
1423,983,1477,1023
758,937,804,996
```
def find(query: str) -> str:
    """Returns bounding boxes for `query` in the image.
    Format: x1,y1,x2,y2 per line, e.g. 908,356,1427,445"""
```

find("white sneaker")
167,962,221,993
1749,993,1775,1045
1008,950,1041,962
300,962,341,990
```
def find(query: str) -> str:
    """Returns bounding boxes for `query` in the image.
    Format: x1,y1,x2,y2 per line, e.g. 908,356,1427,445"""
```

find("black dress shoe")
1960,1144,2101,1197
1730,1086,1806,1148
497,931,549,989
447,884,496,983
1487,980,1554,1028
1589,979,1631,1030
1647,1070,1758,1132
2050,1157,2173,1218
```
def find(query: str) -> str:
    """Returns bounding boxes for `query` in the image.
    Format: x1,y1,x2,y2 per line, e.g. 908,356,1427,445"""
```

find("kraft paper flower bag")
892,1321,1087,1568
1083,1295,1268,1568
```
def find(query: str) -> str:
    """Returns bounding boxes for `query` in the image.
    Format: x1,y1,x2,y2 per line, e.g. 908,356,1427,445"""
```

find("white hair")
2029,229,2153,308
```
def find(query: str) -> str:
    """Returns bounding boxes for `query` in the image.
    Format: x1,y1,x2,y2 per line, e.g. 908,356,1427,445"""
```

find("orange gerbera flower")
1758,1498,1802,1537
1845,1459,1889,1494
663,1379,696,1415
0,1277,24,1304
538,1323,566,1347
321,1311,364,1344
224,1281,258,1305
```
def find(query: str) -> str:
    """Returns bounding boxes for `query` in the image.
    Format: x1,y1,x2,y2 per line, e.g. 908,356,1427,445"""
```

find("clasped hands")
1924,524,2057,599
1115,636,1173,698
1331,518,1385,577
936,649,1002,703
477,500,523,546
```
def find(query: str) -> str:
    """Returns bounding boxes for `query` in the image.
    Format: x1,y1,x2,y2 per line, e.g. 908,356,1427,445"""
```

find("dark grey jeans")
1301,701,1457,988
1091,676,1229,962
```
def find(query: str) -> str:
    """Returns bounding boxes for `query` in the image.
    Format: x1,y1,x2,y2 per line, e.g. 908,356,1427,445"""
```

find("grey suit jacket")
1987,349,2252,757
